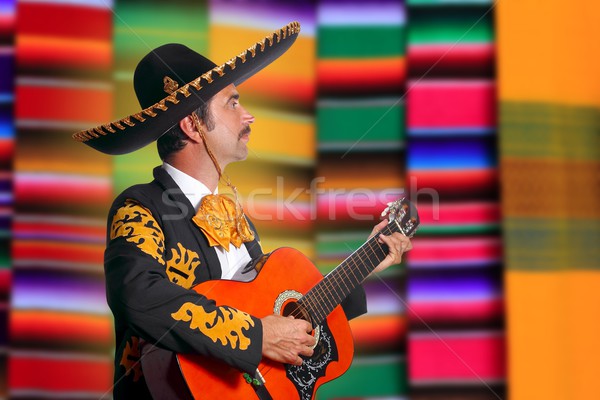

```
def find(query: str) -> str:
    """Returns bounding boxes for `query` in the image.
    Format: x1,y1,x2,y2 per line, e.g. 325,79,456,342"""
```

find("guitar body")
177,247,355,400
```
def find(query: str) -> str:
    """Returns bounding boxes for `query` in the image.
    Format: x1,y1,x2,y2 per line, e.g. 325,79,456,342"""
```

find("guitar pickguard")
284,321,338,400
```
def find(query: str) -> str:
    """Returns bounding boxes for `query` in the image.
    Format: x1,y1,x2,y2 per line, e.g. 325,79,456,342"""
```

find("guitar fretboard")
298,223,399,326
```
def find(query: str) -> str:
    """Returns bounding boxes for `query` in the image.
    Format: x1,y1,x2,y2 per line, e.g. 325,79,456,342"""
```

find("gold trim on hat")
73,21,301,144
225,59,237,70
213,65,225,77
163,76,179,94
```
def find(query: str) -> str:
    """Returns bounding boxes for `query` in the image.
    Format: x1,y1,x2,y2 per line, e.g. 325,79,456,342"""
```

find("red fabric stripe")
409,169,498,195
318,57,406,92
408,43,495,72
17,3,111,41
316,193,397,222
15,179,111,206
0,269,11,294
16,84,112,122
13,241,104,264
0,139,14,165
11,310,112,345
407,80,496,128
14,221,105,240
408,236,502,264
409,299,504,324
409,333,505,380
9,356,112,391
417,201,500,225
316,196,499,225
0,14,14,37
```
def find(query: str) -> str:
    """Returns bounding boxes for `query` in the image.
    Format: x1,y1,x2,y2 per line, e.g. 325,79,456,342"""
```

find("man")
74,22,412,399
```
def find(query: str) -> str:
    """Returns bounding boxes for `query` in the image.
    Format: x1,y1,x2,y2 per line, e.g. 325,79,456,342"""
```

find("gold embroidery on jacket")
171,303,254,350
165,243,200,289
120,336,143,382
110,199,165,265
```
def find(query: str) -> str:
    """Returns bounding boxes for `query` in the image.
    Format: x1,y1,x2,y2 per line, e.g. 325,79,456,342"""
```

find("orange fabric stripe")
318,57,406,89
237,74,315,106
506,271,600,400
11,310,112,345
349,314,406,348
498,1,600,107
17,35,112,70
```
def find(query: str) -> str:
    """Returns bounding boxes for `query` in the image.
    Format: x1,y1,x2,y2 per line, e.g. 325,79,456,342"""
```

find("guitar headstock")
381,197,420,238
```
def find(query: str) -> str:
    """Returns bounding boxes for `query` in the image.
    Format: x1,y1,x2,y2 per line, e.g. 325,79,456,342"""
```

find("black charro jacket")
104,166,367,399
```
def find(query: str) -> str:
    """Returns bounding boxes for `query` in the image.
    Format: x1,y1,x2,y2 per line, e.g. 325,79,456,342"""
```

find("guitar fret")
304,232,391,324
178,198,420,399
301,198,419,326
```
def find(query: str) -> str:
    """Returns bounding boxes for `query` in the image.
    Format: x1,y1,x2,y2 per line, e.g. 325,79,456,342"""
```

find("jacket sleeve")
341,285,367,320
104,199,262,374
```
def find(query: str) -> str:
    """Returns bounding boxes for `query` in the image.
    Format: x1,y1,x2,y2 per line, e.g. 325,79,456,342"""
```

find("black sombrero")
73,21,301,155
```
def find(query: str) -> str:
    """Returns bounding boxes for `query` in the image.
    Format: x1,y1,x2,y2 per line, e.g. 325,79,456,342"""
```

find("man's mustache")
238,126,251,139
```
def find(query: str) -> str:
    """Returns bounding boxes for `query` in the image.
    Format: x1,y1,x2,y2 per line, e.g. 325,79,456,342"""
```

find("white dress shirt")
162,162,252,280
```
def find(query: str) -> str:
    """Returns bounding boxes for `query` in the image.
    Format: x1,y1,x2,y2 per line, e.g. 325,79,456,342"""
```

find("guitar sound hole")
282,301,313,328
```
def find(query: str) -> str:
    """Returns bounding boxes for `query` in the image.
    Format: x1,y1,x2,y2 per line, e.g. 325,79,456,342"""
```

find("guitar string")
301,234,387,323
299,205,414,321
289,223,399,323
292,224,397,323
255,234,393,394
269,203,416,321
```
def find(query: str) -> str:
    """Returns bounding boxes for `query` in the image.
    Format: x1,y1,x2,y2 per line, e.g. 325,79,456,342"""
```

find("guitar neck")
299,222,401,326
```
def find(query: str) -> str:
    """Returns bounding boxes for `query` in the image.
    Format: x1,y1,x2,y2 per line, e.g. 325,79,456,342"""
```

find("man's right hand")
261,314,316,366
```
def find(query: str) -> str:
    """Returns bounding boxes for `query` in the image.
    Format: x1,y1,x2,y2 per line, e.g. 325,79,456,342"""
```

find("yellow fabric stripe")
209,25,315,80
247,109,314,162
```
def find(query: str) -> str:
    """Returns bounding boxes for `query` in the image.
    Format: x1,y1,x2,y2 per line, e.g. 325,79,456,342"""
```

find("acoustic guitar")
177,197,419,399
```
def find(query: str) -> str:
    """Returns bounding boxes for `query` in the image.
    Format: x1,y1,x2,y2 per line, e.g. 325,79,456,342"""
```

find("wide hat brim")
73,21,301,155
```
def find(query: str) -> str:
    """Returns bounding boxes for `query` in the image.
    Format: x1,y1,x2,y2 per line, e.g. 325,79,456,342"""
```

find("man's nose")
242,107,254,124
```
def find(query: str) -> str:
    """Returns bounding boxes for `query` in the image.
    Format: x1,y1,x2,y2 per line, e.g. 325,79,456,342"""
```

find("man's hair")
157,99,215,161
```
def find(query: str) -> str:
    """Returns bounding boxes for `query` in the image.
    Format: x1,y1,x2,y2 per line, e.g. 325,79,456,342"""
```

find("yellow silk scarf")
192,194,255,250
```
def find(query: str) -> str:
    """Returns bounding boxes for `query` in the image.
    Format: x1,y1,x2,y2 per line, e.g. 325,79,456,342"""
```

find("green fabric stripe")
317,238,366,256
317,260,405,276
505,218,600,271
408,7,493,44
114,3,206,54
113,146,159,195
318,103,405,143
418,224,500,235
113,1,208,193
316,232,370,255
315,356,407,399
500,102,600,161
0,240,9,268
318,25,405,58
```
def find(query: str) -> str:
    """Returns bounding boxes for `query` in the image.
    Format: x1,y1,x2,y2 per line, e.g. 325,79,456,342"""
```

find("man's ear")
179,115,203,143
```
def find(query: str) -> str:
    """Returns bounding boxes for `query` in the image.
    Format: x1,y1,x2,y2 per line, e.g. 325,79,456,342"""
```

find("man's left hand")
369,219,413,274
